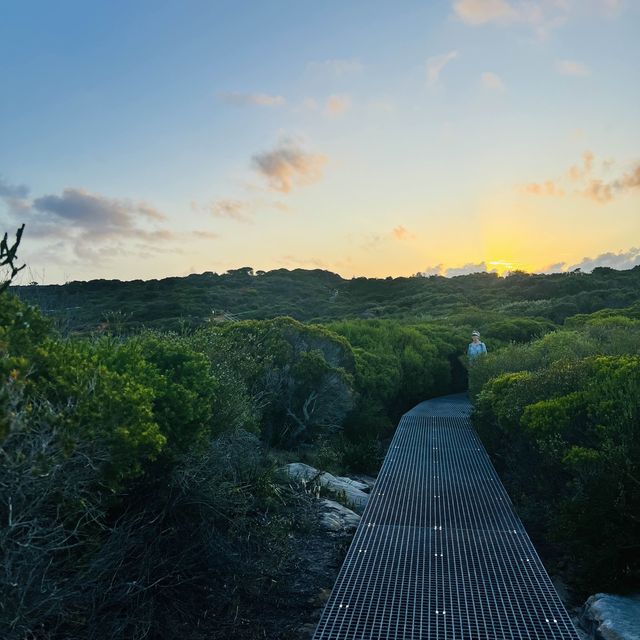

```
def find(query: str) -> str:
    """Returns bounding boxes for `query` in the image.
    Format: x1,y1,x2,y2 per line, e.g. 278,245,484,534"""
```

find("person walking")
467,330,487,360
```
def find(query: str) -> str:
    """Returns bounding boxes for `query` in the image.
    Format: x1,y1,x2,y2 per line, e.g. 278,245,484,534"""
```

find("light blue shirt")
467,341,487,359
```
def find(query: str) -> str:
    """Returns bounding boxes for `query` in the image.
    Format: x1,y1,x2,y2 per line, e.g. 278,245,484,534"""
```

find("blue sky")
1,0,639,283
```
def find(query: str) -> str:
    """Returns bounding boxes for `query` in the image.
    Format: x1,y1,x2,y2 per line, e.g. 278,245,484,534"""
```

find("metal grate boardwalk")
312,393,580,639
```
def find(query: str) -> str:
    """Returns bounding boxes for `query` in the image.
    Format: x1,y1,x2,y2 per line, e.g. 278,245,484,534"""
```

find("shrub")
473,354,640,594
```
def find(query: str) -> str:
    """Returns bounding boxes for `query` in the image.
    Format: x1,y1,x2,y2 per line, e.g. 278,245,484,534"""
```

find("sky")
1,0,639,284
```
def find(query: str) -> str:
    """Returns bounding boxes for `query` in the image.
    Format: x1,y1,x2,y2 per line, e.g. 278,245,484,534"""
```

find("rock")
349,474,377,491
284,463,370,513
333,474,370,492
319,499,361,532
579,593,640,640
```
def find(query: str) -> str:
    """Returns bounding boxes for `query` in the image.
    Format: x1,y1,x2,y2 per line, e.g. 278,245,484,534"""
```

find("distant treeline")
13,264,640,332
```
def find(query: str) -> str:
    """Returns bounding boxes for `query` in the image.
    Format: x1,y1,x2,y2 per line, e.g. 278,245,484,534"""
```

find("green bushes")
473,354,640,594
467,315,640,399
321,319,464,471
1,413,303,639
0,295,321,639
193,317,356,446
32,337,166,483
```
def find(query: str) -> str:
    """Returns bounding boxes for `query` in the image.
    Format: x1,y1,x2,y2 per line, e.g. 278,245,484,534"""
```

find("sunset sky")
1,0,639,284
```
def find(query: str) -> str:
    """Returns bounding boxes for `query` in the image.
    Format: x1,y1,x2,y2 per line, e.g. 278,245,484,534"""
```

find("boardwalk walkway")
312,393,580,639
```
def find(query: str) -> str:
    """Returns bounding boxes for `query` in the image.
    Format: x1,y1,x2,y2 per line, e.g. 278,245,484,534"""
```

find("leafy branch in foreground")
1,224,26,294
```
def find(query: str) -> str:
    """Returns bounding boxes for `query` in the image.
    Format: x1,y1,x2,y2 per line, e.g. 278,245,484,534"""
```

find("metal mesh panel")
312,394,580,640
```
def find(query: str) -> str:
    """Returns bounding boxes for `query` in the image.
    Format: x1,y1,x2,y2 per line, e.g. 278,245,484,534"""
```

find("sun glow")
487,260,522,277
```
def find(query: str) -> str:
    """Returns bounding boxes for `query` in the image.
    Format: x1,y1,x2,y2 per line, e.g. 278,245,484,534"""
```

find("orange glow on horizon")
487,260,520,276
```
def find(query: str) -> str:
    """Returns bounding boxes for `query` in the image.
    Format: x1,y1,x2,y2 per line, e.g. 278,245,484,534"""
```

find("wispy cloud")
420,261,497,277
452,0,571,37
453,0,625,36
0,175,29,199
568,150,595,181
191,230,219,240
251,138,327,193
392,225,415,240
0,175,31,214
480,71,506,91
555,59,590,77
300,94,353,117
325,94,351,116
217,92,285,107
523,180,565,196
204,199,253,224
522,151,640,203
426,50,459,87
599,0,625,17
453,0,517,25
582,164,640,203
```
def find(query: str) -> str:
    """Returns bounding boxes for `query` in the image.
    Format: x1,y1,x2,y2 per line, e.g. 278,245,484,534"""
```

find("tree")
1,224,26,294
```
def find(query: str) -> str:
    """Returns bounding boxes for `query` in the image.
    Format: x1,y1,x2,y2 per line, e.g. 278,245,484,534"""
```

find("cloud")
0,176,29,199
3,184,186,269
191,230,220,239
598,0,625,16
137,203,167,221
207,199,253,223
423,247,640,278
454,0,627,35
480,71,506,91
217,92,285,107
452,0,572,37
522,151,640,203
392,225,414,240
300,95,353,117
556,59,591,77
419,261,498,277
426,51,459,87
453,0,516,25
582,160,640,203
271,200,290,213
251,139,327,193
566,247,640,272
523,180,565,196
306,58,363,76
445,261,494,276
582,179,614,203
192,195,290,223
420,264,445,277
325,94,351,116
0,175,31,214
568,150,595,181
540,261,567,273
32,188,167,233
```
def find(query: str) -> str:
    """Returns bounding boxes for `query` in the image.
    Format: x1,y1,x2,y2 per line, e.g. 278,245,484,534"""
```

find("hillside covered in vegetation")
14,264,640,332
2,257,639,638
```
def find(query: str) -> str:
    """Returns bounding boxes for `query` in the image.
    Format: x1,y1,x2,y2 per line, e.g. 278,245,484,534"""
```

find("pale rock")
580,593,640,640
319,499,361,532
284,462,370,513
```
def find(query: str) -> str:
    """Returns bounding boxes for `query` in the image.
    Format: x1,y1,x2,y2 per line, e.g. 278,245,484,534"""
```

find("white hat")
471,330,480,337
